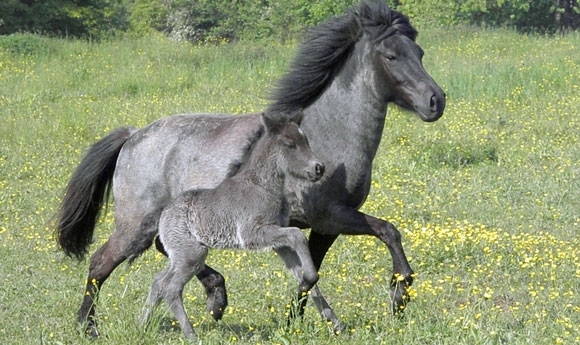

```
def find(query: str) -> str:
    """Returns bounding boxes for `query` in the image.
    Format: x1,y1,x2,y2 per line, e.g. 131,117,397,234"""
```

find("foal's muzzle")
308,162,325,182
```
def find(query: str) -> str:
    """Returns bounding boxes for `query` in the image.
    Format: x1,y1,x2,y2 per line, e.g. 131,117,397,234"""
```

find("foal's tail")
55,126,136,260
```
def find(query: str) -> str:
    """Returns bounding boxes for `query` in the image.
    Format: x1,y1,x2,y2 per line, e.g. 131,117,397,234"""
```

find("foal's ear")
288,109,304,124
261,111,285,134
262,109,303,134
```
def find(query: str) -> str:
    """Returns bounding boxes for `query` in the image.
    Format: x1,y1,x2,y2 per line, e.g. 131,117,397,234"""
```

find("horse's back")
113,113,263,222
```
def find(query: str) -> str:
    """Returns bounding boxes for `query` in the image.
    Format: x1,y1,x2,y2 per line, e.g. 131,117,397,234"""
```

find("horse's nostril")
430,94,437,110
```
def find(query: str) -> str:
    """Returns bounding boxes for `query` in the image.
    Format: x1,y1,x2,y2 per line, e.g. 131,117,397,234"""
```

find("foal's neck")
236,135,286,195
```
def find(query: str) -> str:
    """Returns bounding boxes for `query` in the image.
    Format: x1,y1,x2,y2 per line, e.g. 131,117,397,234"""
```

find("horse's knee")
383,222,402,246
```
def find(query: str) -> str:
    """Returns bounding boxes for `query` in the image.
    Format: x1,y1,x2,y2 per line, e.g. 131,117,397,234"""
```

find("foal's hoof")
87,327,100,339
84,322,100,339
332,320,347,335
206,287,228,321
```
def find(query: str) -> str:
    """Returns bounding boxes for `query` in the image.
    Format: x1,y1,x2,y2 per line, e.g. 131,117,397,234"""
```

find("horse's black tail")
55,126,136,261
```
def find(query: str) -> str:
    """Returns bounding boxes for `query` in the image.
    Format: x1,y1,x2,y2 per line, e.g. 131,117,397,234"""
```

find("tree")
0,0,126,38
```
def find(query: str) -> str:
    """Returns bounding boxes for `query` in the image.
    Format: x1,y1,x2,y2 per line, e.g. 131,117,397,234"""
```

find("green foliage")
394,0,461,27
0,33,51,56
396,0,580,32
125,0,169,35
0,0,127,38
1,0,578,40
158,0,358,43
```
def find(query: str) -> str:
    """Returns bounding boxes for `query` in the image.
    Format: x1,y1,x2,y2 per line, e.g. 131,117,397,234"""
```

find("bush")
1,0,578,40
395,0,580,33
0,0,127,38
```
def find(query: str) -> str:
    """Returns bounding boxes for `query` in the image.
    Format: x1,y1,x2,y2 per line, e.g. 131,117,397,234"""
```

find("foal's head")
262,111,325,182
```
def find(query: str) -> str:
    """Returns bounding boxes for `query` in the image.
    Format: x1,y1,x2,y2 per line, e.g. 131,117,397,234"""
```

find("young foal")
140,112,325,339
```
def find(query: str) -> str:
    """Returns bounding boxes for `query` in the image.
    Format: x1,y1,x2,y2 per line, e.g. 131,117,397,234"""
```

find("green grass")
1,28,579,344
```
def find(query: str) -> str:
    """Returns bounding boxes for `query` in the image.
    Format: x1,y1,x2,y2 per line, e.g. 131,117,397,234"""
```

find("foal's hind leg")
197,265,228,320
156,236,228,321
140,267,170,328
158,245,207,339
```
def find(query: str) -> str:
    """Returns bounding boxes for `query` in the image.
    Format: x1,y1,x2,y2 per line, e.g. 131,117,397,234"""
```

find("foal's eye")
283,140,296,149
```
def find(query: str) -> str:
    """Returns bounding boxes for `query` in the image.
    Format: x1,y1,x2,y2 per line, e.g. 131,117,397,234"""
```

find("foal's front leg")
245,225,319,304
268,227,319,325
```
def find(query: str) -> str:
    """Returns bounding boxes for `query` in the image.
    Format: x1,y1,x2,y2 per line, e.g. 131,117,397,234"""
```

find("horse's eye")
385,54,397,62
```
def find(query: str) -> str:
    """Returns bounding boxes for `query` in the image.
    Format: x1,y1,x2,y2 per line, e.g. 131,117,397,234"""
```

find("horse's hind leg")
78,236,131,338
196,265,228,320
78,216,158,338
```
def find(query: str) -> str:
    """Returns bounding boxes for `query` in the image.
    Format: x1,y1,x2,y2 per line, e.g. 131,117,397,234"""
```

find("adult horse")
56,0,445,337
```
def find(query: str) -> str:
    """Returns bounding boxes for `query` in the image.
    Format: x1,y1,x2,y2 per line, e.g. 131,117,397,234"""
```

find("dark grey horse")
140,112,324,340
56,0,445,337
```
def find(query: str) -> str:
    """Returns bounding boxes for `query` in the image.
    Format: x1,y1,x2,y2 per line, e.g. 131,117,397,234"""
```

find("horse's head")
262,111,325,182
359,4,445,122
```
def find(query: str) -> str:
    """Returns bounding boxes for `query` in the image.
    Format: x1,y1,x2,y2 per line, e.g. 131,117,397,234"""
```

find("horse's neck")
304,68,387,170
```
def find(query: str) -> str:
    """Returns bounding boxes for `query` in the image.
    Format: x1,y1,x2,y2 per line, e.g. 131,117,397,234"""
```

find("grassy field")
0,27,579,344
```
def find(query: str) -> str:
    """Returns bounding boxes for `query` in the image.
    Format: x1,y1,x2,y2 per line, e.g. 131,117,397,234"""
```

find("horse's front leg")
311,204,414,316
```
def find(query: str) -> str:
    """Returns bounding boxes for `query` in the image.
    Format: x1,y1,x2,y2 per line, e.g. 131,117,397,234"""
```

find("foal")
140,112,325,339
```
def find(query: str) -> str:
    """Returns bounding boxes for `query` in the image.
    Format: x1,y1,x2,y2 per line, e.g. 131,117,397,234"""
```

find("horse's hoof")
207,306,225,321
206,287,227,321
390,282,410,316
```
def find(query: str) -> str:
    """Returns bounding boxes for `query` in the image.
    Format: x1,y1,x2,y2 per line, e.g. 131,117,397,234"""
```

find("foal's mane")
226,123,265,178
267,0,417,115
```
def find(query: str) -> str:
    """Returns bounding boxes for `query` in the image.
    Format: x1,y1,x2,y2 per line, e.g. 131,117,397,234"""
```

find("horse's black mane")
267,0,416,115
